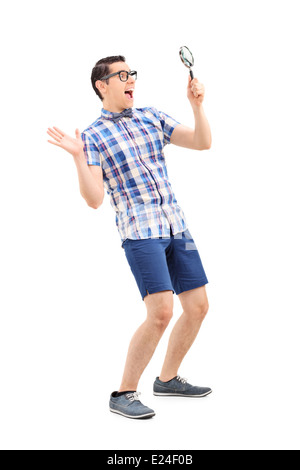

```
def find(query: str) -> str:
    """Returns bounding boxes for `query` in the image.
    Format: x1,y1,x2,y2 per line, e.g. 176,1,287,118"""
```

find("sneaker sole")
153,390,212,398
109,408,155,419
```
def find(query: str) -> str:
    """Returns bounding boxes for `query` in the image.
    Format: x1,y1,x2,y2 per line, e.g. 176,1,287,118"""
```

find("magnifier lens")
179,46,195,80
180,46,194,68
183,50,193,66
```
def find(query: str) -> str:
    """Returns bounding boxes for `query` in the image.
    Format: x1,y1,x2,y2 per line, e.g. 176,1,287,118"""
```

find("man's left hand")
187,76,205,108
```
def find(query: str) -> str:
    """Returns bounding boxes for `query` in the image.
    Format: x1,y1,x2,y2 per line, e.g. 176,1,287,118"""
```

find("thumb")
75,128,81,139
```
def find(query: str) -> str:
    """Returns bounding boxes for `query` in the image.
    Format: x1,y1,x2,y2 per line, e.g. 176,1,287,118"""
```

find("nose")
127,76,135,85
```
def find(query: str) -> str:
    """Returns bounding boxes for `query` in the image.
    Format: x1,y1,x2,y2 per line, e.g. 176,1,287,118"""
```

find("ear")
96,79,106,96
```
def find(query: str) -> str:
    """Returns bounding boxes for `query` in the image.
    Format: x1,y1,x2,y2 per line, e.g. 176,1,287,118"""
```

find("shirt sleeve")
149,107,181,146
81,131,101,166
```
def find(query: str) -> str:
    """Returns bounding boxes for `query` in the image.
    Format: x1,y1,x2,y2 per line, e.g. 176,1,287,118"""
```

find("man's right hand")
47,127,84,159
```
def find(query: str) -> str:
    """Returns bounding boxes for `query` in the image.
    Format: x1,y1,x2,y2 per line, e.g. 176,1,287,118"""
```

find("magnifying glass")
179,46,195,79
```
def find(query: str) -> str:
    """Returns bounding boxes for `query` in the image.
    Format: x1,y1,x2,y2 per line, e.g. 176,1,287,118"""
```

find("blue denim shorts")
122,227,208,301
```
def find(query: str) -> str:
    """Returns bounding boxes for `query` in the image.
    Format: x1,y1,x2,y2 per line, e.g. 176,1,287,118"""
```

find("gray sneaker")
153,375,212,398
109,391,155,419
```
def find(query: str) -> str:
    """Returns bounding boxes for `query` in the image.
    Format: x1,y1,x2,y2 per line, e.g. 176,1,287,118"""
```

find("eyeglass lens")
119,71,137,82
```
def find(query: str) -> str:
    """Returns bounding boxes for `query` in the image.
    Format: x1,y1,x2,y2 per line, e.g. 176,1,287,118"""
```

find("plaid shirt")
81,107,188,246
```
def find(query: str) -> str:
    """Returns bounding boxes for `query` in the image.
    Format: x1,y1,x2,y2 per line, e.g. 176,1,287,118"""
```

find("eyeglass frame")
100,70,138,82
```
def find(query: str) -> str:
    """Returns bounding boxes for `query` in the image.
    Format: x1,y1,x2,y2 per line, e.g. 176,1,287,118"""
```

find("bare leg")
118,290,174,392
159,286,209,382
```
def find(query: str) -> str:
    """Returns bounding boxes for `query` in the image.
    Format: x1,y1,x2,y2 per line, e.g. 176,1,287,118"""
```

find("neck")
103,101,126,113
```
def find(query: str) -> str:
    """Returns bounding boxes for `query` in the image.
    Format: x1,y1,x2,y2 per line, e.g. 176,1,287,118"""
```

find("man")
47,55,212,420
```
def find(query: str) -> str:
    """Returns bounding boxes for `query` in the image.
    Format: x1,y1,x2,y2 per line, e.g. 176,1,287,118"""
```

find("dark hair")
91,55,126,101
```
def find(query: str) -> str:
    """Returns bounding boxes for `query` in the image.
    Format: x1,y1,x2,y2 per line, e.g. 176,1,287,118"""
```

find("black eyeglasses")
100,70,137,82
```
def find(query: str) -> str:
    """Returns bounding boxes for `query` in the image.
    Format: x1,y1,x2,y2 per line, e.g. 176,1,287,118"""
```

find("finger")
53,126,65,137
47,127,61,138
192,83,202,90
47,129,62,142
192,86,203,95
47,139,61,147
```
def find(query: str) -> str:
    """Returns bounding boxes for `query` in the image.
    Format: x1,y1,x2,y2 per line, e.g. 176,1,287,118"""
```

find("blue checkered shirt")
81,107,188,246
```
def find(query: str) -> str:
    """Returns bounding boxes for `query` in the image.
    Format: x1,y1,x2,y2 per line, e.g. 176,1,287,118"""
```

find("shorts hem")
176,279,209,296
142,287,175,301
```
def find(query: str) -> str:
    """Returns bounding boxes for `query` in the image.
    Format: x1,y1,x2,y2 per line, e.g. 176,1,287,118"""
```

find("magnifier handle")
189,69,194,80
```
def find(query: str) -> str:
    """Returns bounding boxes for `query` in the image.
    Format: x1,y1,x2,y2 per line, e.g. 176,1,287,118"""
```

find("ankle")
159,375,177,383
119,384,138,393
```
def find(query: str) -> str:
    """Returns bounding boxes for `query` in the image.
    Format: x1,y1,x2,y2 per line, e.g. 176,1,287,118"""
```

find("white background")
1,0,299,450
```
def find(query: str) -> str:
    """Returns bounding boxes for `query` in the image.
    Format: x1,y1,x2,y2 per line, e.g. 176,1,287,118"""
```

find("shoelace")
176,375,187,384
125,391,141,402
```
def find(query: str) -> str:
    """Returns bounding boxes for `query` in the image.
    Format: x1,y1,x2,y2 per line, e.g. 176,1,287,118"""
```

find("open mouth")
124,89,134,99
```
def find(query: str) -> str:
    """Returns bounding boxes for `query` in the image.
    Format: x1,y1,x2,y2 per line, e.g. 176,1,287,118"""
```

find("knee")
151,307,173,330
188,300,209,323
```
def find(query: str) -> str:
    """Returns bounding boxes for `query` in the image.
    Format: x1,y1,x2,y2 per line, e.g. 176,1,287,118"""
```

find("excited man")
47,55,212,420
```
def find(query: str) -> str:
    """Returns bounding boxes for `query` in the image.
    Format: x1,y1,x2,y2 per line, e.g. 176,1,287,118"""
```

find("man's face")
97,62,135,113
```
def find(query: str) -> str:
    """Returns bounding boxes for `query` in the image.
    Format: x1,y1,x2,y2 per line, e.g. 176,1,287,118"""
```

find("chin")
124,99,134,108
